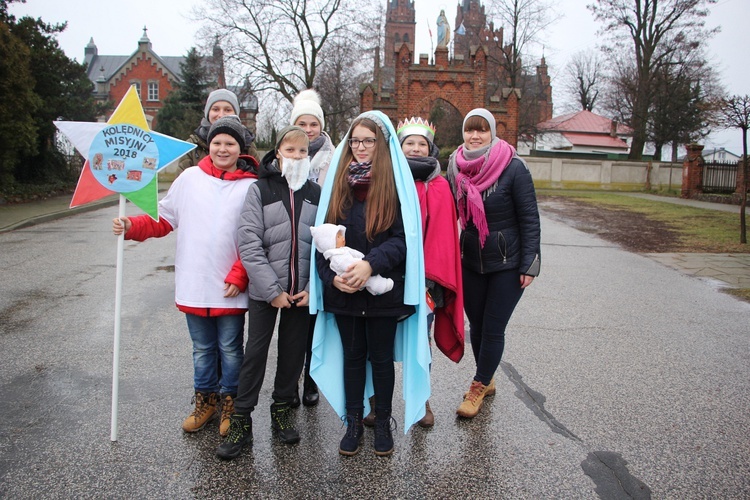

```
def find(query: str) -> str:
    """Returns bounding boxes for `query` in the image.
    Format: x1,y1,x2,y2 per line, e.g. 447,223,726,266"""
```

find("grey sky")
10,0,748,154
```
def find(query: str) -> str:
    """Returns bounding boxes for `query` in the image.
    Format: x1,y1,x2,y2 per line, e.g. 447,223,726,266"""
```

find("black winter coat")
316,194,415,318
454,157,541,276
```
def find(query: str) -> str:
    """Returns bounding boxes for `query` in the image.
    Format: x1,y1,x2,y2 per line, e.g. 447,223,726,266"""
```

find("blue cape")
309,110,431,432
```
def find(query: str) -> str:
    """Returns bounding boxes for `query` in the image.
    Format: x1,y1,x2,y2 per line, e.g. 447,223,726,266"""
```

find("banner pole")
111,194,126,442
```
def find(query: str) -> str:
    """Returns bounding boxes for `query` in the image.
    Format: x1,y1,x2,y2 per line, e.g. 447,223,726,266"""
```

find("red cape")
417,176,464,362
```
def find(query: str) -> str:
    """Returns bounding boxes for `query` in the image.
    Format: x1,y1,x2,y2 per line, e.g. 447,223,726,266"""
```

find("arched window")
394,33,401,43
403,33,410,43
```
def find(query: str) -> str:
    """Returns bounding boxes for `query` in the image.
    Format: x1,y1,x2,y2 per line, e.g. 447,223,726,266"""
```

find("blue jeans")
185,313,245,395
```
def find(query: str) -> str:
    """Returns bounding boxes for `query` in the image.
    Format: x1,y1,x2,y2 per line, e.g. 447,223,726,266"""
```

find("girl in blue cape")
308,111,430,457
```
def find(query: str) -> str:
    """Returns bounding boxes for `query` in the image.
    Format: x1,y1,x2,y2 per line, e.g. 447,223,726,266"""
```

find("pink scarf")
453,139,515,247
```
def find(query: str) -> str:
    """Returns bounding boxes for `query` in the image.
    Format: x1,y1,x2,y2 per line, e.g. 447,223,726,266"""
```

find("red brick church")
83,28,257,132
360,0,553,147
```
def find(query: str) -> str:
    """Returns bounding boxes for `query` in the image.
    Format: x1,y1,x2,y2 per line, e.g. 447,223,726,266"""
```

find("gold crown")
397,117,436,143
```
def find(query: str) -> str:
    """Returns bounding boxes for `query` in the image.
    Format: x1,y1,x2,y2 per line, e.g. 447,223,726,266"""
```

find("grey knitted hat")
275,125,308,150
208,115,246,151
463,108,497,138
204,89,240,120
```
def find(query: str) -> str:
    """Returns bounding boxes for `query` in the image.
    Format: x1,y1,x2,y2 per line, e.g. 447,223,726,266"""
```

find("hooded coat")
238,150,320,303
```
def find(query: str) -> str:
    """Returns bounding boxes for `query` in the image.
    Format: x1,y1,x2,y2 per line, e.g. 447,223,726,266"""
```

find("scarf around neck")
308,135,326,158
347,160,372,187
407,156,441,183
450,137,515,247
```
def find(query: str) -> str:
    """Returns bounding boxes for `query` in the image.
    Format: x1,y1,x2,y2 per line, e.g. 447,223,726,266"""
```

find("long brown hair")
325,117,398,240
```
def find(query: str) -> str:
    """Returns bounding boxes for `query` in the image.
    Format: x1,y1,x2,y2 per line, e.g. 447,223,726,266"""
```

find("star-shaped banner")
55,85,196,220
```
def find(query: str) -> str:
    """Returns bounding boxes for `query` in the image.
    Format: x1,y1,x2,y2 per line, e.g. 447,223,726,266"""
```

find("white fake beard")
280,155,311,191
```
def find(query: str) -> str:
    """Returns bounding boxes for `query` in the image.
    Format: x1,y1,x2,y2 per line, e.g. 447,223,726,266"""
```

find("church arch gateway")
363,42,519,147
364,41,517,147
361,0,552,148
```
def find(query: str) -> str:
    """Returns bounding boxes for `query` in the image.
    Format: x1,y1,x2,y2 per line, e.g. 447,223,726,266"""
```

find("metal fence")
702,161,738,193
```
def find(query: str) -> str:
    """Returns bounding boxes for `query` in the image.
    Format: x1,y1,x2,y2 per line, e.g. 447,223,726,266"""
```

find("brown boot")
362,395,376,427
182,391,218,432
219,394,235,437
417,400,434,428
456,380,489,418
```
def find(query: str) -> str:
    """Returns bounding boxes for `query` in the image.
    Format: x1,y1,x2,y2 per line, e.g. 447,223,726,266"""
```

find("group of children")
113,86,540,460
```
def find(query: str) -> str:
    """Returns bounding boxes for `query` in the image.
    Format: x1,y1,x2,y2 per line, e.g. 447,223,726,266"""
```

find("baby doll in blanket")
310,223,394,295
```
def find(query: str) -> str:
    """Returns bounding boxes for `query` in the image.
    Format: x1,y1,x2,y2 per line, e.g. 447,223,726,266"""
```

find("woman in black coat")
447,108,541,419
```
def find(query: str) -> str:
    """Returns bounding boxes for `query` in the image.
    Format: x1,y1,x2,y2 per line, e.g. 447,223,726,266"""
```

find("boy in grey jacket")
217,126,320,460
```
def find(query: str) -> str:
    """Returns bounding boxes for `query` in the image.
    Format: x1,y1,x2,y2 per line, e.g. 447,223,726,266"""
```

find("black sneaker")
373,413,396,456
216,414,253,460
339,414,364,456
270,402,300,444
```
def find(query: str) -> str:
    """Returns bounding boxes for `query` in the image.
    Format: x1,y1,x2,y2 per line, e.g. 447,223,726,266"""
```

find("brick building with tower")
361,0,553,147
83,28,257,133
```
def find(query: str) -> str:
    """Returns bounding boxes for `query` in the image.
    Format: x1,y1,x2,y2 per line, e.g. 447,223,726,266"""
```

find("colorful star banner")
54,85,196,219
53,85,196,441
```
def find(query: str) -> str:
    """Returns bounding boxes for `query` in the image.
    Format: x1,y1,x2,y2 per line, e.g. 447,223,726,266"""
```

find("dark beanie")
208,115,246,151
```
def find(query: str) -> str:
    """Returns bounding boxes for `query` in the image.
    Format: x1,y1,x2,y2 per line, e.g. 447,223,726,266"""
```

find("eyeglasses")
348,138,377,149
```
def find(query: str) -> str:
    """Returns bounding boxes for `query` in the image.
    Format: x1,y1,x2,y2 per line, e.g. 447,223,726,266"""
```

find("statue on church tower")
437,9,451,48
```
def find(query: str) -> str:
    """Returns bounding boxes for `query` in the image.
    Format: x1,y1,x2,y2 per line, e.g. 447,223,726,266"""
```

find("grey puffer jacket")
238,151,320,303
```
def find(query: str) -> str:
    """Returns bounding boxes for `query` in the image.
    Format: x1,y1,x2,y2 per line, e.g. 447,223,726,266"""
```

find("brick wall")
681,144,704,198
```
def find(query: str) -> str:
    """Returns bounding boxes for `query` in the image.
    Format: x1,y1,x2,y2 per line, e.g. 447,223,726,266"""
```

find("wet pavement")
0,194,748,498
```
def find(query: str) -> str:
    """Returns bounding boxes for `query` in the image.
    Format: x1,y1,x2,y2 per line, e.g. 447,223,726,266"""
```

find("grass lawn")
538,190,749,254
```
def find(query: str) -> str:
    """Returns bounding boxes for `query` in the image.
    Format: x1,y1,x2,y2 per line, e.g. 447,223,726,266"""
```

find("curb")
0,197,121,234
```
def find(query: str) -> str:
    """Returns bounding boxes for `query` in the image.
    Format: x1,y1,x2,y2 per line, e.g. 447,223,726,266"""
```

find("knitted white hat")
290,89,325,130
310,223,346,253
204,89,240,120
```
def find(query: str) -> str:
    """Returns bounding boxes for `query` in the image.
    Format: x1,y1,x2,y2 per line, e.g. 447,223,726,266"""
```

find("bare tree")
601,44,723,161
486,0,555,88
719,95,750,243
648,47,723,161
561,51,604,112
589,0,717,160
601,58,637,125
195,0,356,103
315,38,369,143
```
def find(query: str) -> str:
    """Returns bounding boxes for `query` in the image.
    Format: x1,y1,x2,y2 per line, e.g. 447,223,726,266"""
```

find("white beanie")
310,223,345,253
290,89,325,130
204,89,240,120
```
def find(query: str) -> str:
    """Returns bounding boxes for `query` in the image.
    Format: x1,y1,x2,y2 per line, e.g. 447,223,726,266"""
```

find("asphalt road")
0,204,748,498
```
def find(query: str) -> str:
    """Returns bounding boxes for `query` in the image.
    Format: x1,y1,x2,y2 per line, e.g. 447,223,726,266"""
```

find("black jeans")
234,298,310,415
462,266,525,386
335,315,398,414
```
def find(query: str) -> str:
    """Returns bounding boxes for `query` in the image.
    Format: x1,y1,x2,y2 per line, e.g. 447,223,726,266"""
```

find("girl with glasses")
308,111,431,457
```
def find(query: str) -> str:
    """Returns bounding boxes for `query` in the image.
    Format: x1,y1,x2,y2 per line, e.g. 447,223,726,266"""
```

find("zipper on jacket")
479,234,484,273
497,231,508,264
289,188,297,295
